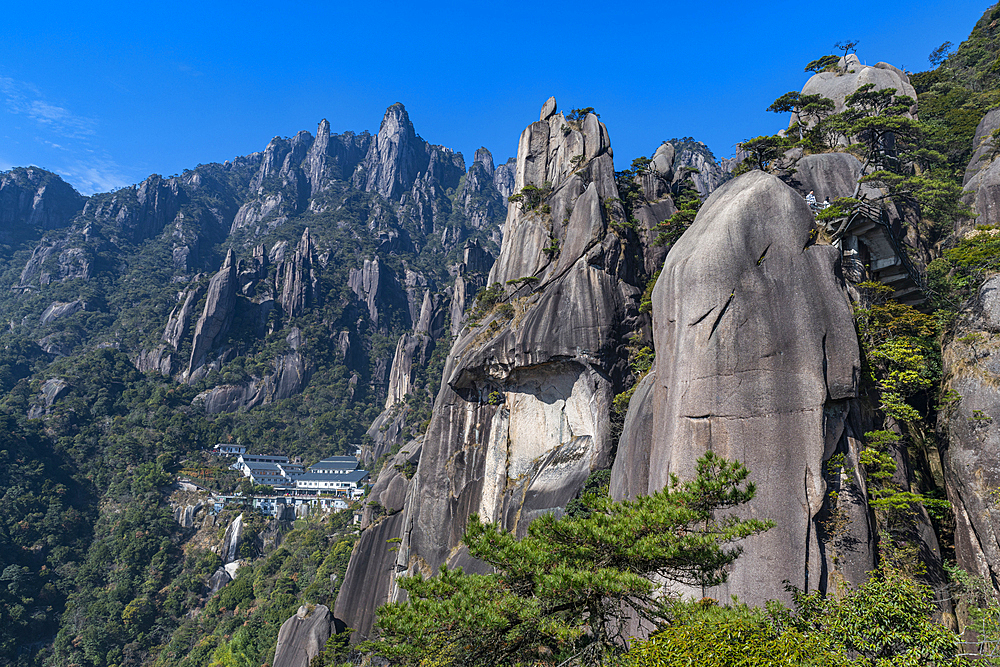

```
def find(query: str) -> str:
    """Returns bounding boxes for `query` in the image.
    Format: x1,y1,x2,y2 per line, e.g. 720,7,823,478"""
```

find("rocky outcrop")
193,328,313,414
964,109,1000,187
962,110,1000,232
272,605,334,667
220,513,244,564
17,238,93,289
458,148,507,245
277,228,319,318
493,157,517,200
336,97,643,637
801,54,917,119
668,140,736,198
40,300,85,325
187,249,238,380
28,377,70,419
353,103,428,201
781,152,862,201
384,333,433,409
612,170,873,605
632,143,678,274
0,168,85,237
942,275,1000,591
348,256,409,330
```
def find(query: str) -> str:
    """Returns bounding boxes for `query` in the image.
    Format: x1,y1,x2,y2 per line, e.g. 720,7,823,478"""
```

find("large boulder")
272,604,334,667
613,170,874,604
801,54,917,119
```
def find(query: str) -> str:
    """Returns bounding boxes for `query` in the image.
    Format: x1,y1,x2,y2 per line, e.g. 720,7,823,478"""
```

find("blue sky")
0,1,991,194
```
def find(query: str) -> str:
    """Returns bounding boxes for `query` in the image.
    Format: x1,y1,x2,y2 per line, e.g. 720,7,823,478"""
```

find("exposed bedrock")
272,604,334,667
962,109,1000,233
336,96,643,637
0,167,85,235
941,275,1000,593
612,170,873,605
800,54,917,120
187,249,238,380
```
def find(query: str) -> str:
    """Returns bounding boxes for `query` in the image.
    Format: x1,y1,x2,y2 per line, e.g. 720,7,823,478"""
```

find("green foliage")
628,569,964,667
736,134,792,172
627,600,851,667
805,54,841,74
930,227,1000,308
507,182,552,211
768,92,836,142
363,453,773,666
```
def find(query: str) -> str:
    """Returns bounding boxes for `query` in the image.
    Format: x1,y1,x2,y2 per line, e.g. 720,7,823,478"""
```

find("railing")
828,199,925,296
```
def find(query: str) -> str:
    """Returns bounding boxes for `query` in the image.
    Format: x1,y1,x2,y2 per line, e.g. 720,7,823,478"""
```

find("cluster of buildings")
211,444,370,500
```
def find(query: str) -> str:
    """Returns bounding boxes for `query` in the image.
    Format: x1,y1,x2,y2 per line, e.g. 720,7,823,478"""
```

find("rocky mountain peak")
354,103,425,201
0,167,86,235
473,147,495,177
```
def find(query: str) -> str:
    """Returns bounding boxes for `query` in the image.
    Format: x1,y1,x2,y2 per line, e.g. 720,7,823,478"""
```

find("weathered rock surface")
193,328,313,413
187,249,238,379
28,377,70,419
0,168,85,237
16,237,93,289
613,170,873,604
781,152,862,201
963,110,1000,232
348,256,409,330
40,300,85,325
964,109,1000,187
493,157,517,201
336,97,643,637
669,140,736,198
941,274,1000,592
276,228,319,318
457,148,507,246
272,605,334,667
801,54,917,119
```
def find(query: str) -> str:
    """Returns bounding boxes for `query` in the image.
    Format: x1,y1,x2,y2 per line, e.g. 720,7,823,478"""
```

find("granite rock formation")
0,168,85,236
942,275,1000,592
962,109,1000,232
801,54,917,119
335,97,644,637
612,170,874,604
187,249,238,380
272,605,334,667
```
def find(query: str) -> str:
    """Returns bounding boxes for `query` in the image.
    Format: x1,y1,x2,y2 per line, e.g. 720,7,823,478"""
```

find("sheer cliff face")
336,97,642,635
613,171,872,604
942,116,1000,592
941,280,1000,590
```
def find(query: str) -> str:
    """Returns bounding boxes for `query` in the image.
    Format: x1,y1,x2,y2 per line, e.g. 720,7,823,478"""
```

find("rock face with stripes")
612,170,876,605
334,96,644,637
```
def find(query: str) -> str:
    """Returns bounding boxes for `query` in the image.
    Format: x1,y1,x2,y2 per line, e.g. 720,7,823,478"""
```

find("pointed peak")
223,248,236,268
540,96,557,121
473,147,495,175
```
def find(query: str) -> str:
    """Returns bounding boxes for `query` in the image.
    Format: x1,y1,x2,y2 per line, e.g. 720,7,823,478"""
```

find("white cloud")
0,74,129,194
58,158,129,195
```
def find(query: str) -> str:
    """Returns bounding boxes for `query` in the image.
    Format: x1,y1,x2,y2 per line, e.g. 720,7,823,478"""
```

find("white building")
294,470,369,497
212,443,247,456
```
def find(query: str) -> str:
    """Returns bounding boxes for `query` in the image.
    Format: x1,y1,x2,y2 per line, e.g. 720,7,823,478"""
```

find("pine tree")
362,453,773,667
